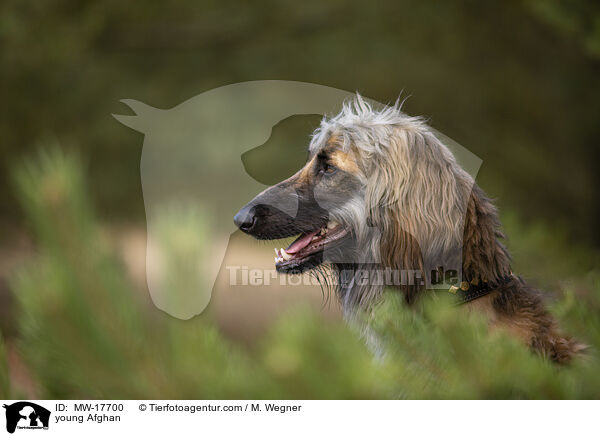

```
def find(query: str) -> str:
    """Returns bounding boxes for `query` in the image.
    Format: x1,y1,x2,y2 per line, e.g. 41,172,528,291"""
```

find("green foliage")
501,211,600,289
370,295,578,399
261,309,389,399
4,151,600,399
0,334,11,399
150,203,215,317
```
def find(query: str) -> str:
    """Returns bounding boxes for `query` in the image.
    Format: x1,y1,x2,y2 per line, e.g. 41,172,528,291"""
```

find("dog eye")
322,163,337,175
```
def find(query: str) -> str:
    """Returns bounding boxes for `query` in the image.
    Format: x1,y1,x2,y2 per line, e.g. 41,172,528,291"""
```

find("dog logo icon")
113,80,483,319
3,402,50,433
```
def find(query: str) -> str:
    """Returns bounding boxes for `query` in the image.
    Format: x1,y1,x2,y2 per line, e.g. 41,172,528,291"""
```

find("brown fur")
314,144,583,363
306,142,584,363
377,209,425,305
454,185,583,363
236,95,585,364
367,160,583,363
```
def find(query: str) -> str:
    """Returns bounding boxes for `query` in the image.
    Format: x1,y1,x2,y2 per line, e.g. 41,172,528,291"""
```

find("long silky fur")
308,94,585,363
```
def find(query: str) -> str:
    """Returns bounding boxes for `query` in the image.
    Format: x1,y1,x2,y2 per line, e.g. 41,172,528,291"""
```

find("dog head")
234,95,473,279
233,132,363,273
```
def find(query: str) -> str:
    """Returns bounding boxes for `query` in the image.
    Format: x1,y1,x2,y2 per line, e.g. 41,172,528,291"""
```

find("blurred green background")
1,0,600,399
2,0,599,239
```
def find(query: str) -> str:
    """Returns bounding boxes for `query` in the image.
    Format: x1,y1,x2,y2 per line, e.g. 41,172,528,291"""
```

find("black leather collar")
448,274,513,304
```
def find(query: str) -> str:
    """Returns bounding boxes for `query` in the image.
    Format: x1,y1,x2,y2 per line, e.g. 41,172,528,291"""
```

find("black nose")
233,207,257,232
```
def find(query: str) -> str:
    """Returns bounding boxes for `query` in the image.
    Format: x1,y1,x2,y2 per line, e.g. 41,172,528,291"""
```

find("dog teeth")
327,220,339,230
274,247,289,263
312,235,320,241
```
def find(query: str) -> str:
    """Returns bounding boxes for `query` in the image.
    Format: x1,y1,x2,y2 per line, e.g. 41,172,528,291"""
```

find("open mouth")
274,220,349,272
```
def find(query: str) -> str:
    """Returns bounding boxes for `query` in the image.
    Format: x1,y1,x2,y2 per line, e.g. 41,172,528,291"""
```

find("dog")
234,94,584,363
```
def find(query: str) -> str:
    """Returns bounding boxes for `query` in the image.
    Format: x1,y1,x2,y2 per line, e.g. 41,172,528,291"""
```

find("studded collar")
448,274,514,304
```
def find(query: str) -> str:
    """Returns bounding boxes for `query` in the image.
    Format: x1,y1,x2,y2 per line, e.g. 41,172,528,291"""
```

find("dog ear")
378,209,425,304
364,128,466,276
363,155,426,303
461,184,511,283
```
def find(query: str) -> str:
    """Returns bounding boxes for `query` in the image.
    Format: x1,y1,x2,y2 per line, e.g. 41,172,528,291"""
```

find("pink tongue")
286,230,320,254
